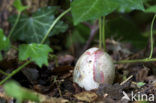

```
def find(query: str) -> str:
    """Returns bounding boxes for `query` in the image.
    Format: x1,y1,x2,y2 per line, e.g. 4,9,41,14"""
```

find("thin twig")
120,75,133,85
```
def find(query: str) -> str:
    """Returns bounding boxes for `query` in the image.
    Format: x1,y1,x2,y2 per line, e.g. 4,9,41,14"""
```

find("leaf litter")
1,39,156,103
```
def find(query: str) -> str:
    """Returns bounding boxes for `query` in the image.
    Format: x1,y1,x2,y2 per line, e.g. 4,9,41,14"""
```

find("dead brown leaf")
74,91,97,102
39,94,69,103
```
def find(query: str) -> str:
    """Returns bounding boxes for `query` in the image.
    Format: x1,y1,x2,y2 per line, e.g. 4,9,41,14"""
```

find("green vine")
0,8,71,85
116,14,156,64
41,8,71,44
97,14,156,64
115,58,156,64
149,14,156,59
8,12,21,39
0,61,31,85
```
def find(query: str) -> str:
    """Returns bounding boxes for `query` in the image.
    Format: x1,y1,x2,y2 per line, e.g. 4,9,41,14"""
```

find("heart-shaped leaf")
116,0,144,13
71,0,118,25
0,29,10,51
4,80,39,103
13,0,28,12
145,5,156,13
71,0,144,25
19,43,52,67
9,6,68,43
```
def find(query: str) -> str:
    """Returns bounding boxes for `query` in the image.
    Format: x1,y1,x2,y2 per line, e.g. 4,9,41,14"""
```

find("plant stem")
0,8,71,85
41,8,71,44
102,17,106,51
149,14,156,59
8,12,21,39
99,18,102,48
0,69,9,76
0,61,31,85
115,58,156,64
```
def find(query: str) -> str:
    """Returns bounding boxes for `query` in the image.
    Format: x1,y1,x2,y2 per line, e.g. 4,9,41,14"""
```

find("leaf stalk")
149,14,156,59
0,61,31,85
8,12,21,39
41,8,71,44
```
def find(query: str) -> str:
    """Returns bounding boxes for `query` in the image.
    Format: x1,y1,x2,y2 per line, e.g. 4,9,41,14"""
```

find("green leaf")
145,5,156,13
71,0,144,25
4,80,39,102
137,82,145,88
13,0,28,12
116,0,144,12
9,6,68,43
0,29,10,51
71,0,118,25
19,43,52,67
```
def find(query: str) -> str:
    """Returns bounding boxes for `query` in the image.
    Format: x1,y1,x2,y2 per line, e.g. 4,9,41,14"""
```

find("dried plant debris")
74,91,98,102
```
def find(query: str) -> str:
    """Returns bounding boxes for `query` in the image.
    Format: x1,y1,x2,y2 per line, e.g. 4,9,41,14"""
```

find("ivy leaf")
13,0,28,12
116,0,144,12
0,29,10,51
71,0,118,25
145,5,156,13
4,80,39,102
9,7,68,43
71,0,144,25
19,43,52,67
